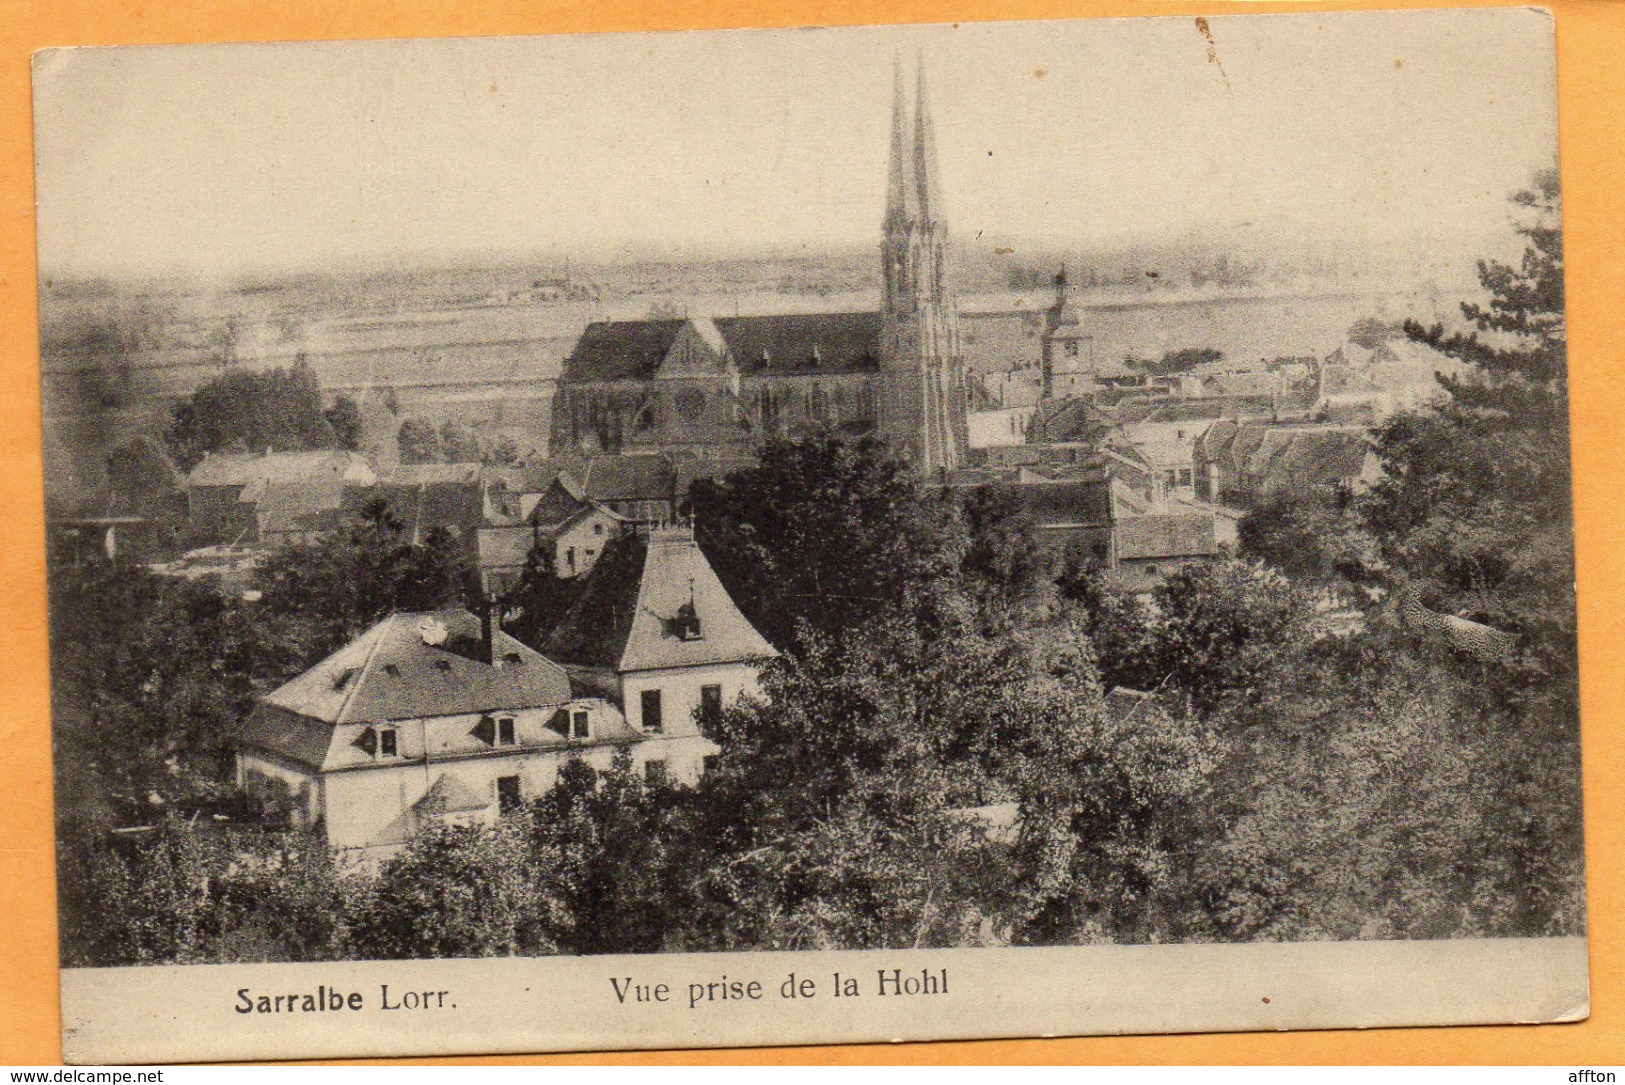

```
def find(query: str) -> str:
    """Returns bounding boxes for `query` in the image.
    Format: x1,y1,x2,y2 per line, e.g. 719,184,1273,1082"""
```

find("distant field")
35,276,1465,508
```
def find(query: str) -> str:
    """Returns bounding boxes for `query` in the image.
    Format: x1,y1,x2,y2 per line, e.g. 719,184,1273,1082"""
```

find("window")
497,716,515,746
644,760,667,786
702,755,719,777
700,684,723,732
1065,341,1080,358
571,709,590,739
593,523,604,535
496,775,522,813
378,727,398,758
566,547,576,574
640,689,663,733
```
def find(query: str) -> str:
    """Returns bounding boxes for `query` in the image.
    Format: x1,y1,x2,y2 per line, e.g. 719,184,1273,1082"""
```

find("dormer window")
476,714,518,747
572,709,590,740
361,725,399,759
668,600,703,641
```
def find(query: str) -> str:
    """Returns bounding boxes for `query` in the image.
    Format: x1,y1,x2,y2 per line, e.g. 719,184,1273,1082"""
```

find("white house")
544,525,778,751
236,607,711,856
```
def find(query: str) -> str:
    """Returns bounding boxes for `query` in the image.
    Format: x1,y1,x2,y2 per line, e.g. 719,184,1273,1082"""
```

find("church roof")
561,312,883,384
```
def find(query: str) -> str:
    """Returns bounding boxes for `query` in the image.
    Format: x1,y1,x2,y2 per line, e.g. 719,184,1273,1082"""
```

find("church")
548,61,969,474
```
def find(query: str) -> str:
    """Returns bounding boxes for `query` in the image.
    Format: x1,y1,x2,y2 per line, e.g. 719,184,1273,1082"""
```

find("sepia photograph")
32,7,1585,1062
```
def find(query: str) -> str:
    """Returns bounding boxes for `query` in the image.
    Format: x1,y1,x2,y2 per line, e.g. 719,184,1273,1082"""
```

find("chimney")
478,594,496,667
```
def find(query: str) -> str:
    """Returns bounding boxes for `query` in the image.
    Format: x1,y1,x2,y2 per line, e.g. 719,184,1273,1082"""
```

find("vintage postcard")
34,8,1584,1064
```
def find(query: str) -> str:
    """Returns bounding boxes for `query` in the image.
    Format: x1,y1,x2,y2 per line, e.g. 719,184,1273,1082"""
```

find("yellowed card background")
2,0,1621,1065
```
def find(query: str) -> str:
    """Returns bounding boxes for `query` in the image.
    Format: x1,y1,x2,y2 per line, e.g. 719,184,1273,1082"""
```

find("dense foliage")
167,364,352,472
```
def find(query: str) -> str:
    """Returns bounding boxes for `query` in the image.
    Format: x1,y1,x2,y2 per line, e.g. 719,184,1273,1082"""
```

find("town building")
239,609,654,854
184,449,377,546
547,61,968,474
237,601,730,856
1193,421,1382,508
544,525,778,746
1108,510,1220,594
476,468,627,594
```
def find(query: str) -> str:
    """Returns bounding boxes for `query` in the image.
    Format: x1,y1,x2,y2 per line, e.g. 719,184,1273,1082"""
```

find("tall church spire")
877,53,966,475
885,53,919,227
913,58,945,225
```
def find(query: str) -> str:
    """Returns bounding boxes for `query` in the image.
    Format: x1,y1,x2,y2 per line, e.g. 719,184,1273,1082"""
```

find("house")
476,471,627,594
357,462,485,544
1194,421,1380,507
185,450,377,546
1110,511,1218,593
562,453,683,525
544,525,777,748
1314,339,1464,424
237,607,701,855
967,406,1038,456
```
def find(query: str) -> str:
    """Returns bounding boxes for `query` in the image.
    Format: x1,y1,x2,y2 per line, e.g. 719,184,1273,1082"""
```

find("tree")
1358,169,1582,937
47,561,322,819
167,364,340,471
529,751,684,954
439,421,484,464
688,435,968,650
1127,347,1222,377
1054,556,1156,692
1347,316,1399,350
1194,631,1582,941
255,499,471,652
1137,560,1313,713
499,538,583,649
1370,168,1572,681
324,394,363,451
958,483,1052,611
397,418,445,464
671,623,1021,951
1238,489,1375,585
347,817,564,959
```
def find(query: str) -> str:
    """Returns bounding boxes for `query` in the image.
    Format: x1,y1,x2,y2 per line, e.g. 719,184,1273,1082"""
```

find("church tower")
878,57,967,474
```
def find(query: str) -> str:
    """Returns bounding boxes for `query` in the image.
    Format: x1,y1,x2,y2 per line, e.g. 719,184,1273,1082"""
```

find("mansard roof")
545,528,777,674
260,609,572,726
561,312,884,384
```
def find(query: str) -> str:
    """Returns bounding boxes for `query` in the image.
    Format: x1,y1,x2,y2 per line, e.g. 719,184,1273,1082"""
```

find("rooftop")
545,527,777,674
260,609,573,726
561,313,884,384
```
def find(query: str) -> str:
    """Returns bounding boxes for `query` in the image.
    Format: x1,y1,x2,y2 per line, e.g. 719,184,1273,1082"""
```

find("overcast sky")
31,8,1558,278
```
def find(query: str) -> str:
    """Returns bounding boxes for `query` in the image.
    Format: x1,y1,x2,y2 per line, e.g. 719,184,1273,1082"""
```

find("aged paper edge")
60,937,1588,1064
